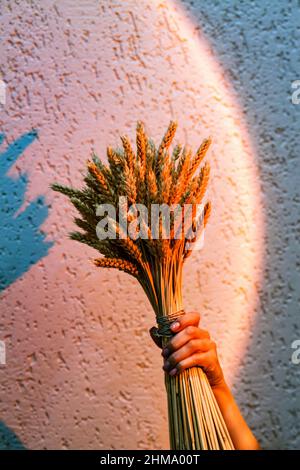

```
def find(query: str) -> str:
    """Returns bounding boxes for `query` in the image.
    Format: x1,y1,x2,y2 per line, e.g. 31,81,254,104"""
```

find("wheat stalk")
51,120,233,451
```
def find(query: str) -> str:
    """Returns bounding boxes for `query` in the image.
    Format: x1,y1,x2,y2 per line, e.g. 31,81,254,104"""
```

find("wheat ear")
87,160,109,192
93,257,139,276
120,134,135,172
183,201,212,261
136,120,147,172
155,120,178,177
170,147,192,204
186,137,212,182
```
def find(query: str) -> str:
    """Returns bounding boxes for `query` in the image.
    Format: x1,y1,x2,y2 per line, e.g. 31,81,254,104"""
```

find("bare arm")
150,311,260,450
211,380,260,450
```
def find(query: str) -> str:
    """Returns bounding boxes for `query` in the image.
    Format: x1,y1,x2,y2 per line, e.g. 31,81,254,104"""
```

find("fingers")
149,326,163,349
164,349,214,376
163,338,212,372
162,325,210,357
150,311,203,351
169,311,201,334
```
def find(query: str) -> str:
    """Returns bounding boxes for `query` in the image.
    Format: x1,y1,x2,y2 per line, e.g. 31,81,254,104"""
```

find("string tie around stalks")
156,309,186,338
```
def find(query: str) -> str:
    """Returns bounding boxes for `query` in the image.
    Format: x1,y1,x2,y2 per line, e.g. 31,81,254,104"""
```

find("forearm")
212,381,260,450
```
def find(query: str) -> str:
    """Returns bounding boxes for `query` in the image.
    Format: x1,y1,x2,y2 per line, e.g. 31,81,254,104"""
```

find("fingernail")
169,368,177,376
162,347,169,357
163,360,171,370
171,321,180,331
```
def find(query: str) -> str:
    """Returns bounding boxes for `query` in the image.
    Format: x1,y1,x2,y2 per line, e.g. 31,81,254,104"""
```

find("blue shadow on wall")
0,422,26,450
0,130,53,291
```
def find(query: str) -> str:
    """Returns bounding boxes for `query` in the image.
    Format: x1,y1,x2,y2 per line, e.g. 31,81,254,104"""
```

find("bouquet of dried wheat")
51,120,234,450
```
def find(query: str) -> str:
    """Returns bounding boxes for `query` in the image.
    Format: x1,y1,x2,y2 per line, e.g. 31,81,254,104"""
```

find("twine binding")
156,309,186,337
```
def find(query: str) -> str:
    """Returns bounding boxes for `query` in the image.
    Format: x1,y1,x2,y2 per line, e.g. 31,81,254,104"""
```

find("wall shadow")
180,0,300,449
0,130,53,292
0,421,27,450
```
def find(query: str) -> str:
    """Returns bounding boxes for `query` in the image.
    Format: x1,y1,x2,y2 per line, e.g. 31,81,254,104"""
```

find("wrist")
211,378,231,397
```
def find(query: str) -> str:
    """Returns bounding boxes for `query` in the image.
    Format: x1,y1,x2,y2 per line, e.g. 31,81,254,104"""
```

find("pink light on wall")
0,0,265,449
153,0,266,382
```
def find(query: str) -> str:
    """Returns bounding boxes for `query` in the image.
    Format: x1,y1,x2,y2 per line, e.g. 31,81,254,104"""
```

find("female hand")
149,311,225,389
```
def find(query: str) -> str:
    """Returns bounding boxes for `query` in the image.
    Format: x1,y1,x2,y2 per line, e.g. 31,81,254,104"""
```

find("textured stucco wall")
0,0,299,450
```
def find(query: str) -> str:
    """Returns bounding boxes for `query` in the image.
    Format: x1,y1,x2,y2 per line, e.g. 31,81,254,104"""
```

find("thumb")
149,326,163,349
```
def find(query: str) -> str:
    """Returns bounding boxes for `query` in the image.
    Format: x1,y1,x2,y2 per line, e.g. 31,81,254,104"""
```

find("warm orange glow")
160,0,265,385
